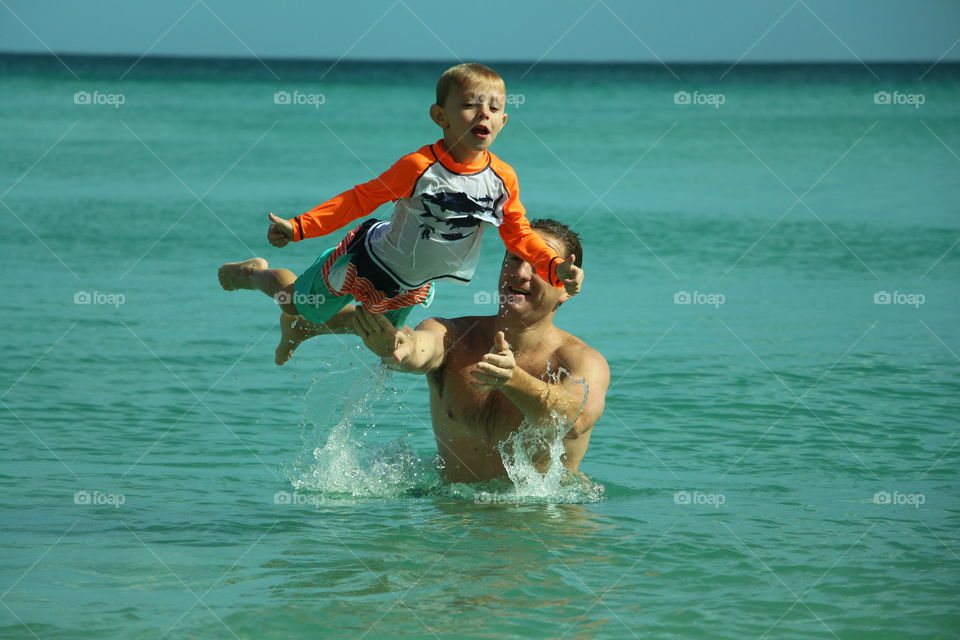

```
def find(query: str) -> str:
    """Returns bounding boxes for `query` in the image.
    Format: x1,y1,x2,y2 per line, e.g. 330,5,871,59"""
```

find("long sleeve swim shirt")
287,140,563,289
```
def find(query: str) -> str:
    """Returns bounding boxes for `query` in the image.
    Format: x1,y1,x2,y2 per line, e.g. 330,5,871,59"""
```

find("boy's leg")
218,258,299,315
220,256,365,365
275,305,358,365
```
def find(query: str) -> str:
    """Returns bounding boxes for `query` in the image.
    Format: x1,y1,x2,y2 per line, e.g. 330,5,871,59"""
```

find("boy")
218,62,584,365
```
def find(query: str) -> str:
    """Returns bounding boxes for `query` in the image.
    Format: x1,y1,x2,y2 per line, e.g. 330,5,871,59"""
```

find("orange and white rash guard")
288,140,562,289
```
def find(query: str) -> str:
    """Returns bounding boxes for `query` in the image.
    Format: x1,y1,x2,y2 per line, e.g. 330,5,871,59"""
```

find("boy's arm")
286,154,428,242
353,308,448,374
498,210,562,286
494,166,583,294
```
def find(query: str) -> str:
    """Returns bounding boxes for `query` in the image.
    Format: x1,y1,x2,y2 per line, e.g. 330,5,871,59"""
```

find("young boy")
218,62,584,365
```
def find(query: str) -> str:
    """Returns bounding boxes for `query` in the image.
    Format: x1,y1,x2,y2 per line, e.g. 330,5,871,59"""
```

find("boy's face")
431,81,508,157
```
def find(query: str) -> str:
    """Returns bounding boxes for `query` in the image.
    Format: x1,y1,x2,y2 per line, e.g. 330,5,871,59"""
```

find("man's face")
497,233,570,319
437,82,507,155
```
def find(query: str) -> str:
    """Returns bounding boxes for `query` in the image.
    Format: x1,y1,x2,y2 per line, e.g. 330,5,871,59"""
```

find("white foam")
286,352,604,503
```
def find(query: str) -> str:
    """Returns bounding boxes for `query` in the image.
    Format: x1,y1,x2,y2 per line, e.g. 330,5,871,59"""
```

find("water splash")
289,421,440,498
285,350,604,504
286,348,443,497
489,367,605,503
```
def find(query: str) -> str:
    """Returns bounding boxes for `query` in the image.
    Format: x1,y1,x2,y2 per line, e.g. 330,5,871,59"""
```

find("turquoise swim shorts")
292,248,434,327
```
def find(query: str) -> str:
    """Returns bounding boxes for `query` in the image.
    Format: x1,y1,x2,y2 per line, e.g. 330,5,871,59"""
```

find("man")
352,219,609,483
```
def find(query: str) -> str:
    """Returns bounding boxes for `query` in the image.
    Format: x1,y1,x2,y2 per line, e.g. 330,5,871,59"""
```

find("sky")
1,0,958,63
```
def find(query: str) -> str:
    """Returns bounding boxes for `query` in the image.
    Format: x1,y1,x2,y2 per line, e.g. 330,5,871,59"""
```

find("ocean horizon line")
1,50,956,68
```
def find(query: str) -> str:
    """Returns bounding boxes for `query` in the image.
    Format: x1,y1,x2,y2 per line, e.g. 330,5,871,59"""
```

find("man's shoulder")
417,316,493,334
417,315,496,353
416,316,491,374
555,328,610,377
419,315,491,337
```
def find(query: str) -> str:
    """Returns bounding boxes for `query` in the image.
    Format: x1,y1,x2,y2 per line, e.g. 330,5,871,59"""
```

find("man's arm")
352,308,448,374
471,333,609,439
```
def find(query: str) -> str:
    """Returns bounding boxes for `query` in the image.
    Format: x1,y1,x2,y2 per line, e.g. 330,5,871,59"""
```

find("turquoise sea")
1,55,958,638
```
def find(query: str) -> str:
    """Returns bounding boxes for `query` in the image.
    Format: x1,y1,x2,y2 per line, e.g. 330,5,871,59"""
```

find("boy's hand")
556,254,584,296
267,213,294,247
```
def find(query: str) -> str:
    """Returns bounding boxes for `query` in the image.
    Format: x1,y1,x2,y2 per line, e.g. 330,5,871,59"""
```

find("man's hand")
353,307,415,367
267,213,294,247
556,254,583,296
470,331,517,391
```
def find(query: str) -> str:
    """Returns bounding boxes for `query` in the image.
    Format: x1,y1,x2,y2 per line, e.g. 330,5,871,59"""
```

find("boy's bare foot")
275,308,353,365
218,258,268,291
276,312,314,366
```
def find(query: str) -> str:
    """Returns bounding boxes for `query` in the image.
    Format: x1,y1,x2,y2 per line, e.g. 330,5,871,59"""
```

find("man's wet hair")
530,219,583,268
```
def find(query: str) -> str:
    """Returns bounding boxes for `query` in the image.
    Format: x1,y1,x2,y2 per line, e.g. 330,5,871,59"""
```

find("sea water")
1,55,958,638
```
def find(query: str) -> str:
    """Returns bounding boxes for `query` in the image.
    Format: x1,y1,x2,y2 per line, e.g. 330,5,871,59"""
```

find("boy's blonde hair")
435,63,505,106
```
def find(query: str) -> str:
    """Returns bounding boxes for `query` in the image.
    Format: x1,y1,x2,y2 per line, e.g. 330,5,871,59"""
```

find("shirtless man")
351,219,610,482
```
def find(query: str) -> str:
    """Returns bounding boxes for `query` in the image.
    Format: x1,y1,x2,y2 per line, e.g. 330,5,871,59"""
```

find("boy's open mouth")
507,285,529,297
471,124,490,138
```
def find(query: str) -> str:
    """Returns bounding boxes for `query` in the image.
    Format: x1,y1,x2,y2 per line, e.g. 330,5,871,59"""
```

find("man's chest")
434,350,554,436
